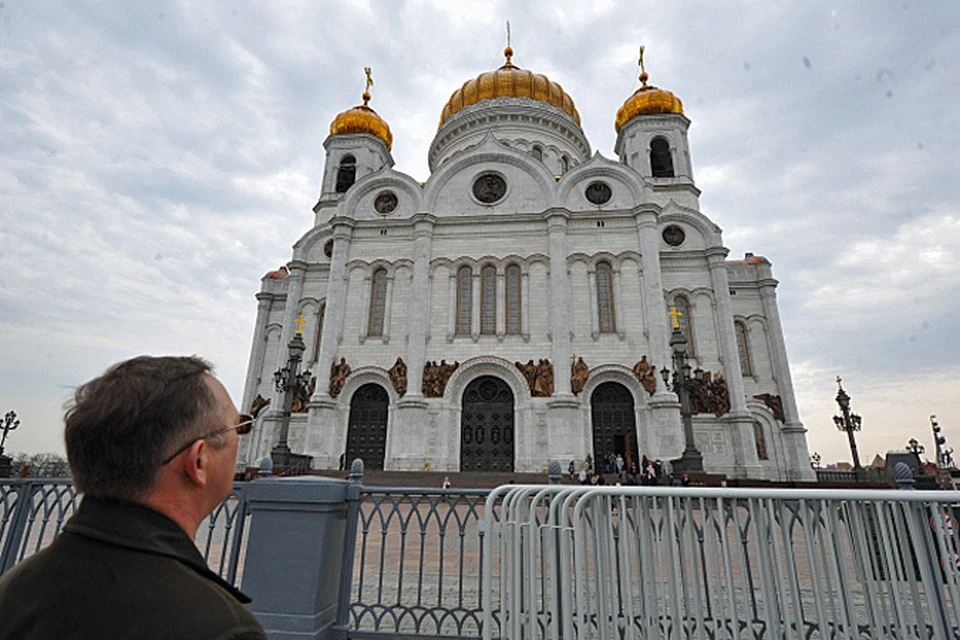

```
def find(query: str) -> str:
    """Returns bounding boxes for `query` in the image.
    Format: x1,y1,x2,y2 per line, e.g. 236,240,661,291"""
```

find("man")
0,356,267,639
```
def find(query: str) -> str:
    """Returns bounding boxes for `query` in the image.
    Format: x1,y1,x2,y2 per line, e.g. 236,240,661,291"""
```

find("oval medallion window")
585,181,612,205
374,191,398,214
662,224,686,247
472,173,507,204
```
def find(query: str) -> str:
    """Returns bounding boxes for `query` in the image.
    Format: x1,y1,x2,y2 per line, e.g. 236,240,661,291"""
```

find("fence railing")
485,485,960,640
0,479,251,583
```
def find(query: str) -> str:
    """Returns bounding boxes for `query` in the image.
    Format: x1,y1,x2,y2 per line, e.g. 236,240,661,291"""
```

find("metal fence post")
332,459,364,640
0,481,36,574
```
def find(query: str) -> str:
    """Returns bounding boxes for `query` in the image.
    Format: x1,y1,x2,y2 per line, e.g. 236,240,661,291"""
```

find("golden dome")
330,71,393,150
615,56,684,133
438,47,581,130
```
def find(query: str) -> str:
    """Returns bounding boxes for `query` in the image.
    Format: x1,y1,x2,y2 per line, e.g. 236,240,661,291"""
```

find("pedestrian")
578,468,588,485
0,356,267,639
442,476,451,489
568,459,576,479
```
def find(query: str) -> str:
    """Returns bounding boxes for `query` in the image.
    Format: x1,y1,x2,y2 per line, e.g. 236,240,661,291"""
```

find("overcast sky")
1,1,958,468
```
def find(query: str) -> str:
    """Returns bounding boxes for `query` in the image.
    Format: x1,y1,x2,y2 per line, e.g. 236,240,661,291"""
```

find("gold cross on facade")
836,375,843,389
668,305,682,329
294,313,307,335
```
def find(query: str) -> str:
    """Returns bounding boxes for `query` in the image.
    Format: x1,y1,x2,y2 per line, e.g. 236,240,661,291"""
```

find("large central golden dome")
438,47,580,130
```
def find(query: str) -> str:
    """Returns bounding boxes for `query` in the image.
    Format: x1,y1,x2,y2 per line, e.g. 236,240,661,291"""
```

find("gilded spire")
363,67,373,106
638,45,649,86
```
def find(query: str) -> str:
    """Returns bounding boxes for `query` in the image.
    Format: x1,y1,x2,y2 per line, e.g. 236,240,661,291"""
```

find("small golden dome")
330,71,393,149
438,47,580,130
615,51,684,133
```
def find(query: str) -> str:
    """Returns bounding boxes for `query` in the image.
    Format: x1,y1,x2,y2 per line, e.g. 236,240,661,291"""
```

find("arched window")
754,422,768,460
367,269,388,336
672,295,695,356
480,265,497,335
650,137,674,178
530,145,543,162
505,264,522,335
560,155,570,174
736,321,753,376
596,262,616,333
335,154,356,193
456,266,472,335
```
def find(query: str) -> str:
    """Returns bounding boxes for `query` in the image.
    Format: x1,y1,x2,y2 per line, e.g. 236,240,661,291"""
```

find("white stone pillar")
758,269,815,480
382,272,394,343
634,209,671,388
546,211,572,396
471,269,480,340
404,217,435,399
587,266,599,339
496,269,505,339
312,222,354,400
242,291,274,411
521,270,530,339
707,247,761,477
447,271,456,341
277,260,307,367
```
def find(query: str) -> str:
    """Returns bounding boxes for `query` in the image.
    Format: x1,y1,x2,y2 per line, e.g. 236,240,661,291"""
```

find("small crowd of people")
568,453,691,487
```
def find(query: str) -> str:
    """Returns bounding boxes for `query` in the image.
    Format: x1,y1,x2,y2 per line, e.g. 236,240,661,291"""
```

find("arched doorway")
460,376,515,472
590,382,639,472
346,383,389,470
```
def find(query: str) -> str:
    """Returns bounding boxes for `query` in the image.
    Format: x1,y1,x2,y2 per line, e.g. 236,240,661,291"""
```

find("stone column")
707,247,761,476
546,211,573,396
544,211,580,467
613,265,625,339
307,221,354,467
391,216,434,470
242,292,274,412
759,271,815,480
312,222,353,401
277,260,307,370
634,208,671,390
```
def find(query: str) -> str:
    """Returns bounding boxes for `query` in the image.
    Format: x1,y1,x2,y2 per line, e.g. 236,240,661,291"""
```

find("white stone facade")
240,64,815,482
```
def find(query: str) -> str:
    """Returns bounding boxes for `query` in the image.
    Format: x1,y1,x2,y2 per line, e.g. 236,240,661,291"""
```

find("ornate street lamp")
832,376,864,482
271,314,313,468
659,306,703,474
0,410,21,478
931,415,948,467
906,437,925,460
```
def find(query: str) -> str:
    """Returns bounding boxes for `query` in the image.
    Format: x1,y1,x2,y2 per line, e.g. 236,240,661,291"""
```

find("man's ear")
181,439,208,487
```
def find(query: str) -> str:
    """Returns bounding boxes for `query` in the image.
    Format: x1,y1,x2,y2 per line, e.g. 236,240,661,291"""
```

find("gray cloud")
1,0,958,463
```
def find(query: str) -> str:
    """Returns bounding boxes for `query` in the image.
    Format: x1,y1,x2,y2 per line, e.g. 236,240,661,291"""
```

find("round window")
662,225,686,246
472,173,507,204
374,191,398,214
585,181,612,205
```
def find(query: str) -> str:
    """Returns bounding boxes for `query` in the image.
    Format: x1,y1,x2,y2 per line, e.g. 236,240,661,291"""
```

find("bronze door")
346,384,389,470
460,376,515,472
590,382,639,470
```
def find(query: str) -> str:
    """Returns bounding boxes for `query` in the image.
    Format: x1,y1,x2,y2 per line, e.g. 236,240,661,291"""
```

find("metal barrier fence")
344,486,499,638
484,485,960,639
0,480,251,584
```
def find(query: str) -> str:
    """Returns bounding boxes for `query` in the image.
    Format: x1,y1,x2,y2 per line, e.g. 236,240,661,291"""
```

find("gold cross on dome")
294,313,307,335
638,45,646,74
668,305,682,329
836,375,843,389
364,67,373,93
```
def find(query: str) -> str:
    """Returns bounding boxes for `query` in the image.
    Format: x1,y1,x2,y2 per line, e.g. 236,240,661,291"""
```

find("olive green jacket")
0,495,266,639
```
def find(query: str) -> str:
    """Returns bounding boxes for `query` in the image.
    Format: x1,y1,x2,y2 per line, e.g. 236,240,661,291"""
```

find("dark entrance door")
590,382,639,472
346,383,389,470
460,376,515,472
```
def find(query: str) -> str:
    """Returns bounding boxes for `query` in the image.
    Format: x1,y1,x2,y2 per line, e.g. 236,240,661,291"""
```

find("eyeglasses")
161,414,254,465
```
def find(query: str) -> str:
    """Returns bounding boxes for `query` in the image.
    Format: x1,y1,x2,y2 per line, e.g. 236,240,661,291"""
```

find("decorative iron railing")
0,480,250,583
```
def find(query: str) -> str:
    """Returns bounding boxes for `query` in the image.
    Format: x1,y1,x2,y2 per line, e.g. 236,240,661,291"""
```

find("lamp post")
271,315,312,468
906,437,925,461
659,306,703,474
931,415,947,467
832,376,864,482
0,410,21,478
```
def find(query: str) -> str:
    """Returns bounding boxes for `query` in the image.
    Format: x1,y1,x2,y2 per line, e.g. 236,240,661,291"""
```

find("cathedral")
239,46,815,481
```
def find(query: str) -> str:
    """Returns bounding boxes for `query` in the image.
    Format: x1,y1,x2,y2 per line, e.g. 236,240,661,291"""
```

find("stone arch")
443,355,532,404
345,382,390,471
589,381,640,474
459,375,516,472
